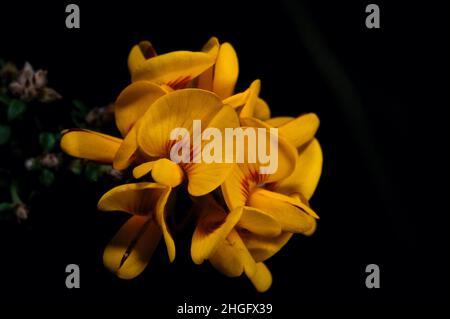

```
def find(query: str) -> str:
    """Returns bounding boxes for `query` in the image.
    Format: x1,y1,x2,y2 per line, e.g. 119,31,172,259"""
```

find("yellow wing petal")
103,215,161,279
197,37,220,91
60,129,122,164
271,138,323,200
247,262,272,292
213,42,239,99
209,229,256,278
97,182,169,215
241,231,293,262
279,113,319,148
248,188,317,233
128,41,157,76
191,196,243,264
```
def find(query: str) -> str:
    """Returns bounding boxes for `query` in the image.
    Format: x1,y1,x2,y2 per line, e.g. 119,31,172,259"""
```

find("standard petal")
97,182,169,215
247,262,272,292
271,139,323,200
115,81,166,136
103,215,161,279
191,197,243,264
131,51,215,88
248,188,317,233
184,105,240,196
213,42,239,99
137,89,224,158
278,113,319,148
60,129,122,164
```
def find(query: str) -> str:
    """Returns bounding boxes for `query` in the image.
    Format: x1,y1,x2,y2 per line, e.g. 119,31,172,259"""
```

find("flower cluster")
60,37,322,292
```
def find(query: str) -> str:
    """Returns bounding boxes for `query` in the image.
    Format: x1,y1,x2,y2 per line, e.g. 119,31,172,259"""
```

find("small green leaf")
7,99,27,120
85,163,100,182
39,169,55,186
0,94,11,106
0,202,15,212
69,159,83,175
0,125,11,145
39,132,56,152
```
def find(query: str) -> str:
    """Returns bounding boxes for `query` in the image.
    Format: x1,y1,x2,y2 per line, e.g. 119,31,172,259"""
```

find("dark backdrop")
0,0,449,309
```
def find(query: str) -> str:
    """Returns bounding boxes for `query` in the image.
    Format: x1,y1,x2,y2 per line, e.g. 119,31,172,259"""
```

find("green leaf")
39,169,55,186
0,94,11,106
0,202,15,212
7,99,27,120
39,132,56,152
85,163,101,182
69,159,83,175
0,125,11,145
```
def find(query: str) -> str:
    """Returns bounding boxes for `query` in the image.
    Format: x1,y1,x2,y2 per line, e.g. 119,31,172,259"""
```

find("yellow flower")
196,37,238,99
60,37,323,290
189,114,322,292
133,89,239,196
61,81,167,169
128,40,215,89
223,79,271,121
97,182,173,278
191,195,275,292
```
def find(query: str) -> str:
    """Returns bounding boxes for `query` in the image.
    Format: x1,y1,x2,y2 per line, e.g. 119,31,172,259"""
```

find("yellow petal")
220,163,250,210
133,161,155,179
128,41,157,76
254,98,271,121
113,124,139,170
103,215,161,279
223,90,249,109
115,81,166,136
138,89,224,158
248,188,317,233
279,113,319,148
220,120,297,210
239,80,260,118
241,231,293,262
209,229,256,277
97,182,169,215
265,116,294,128
239,116,298,182
271,139,323,200
153,184,175,262
237,206,281,237
60,129,122,164
191,196,243,264
213,42,239,99
197,37,220,91
151,158,184,188
131,51,214,89
184,105,239,196
248,262,272,292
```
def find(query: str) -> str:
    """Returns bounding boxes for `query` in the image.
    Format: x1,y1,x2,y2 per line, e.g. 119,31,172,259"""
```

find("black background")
0,0,449,309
